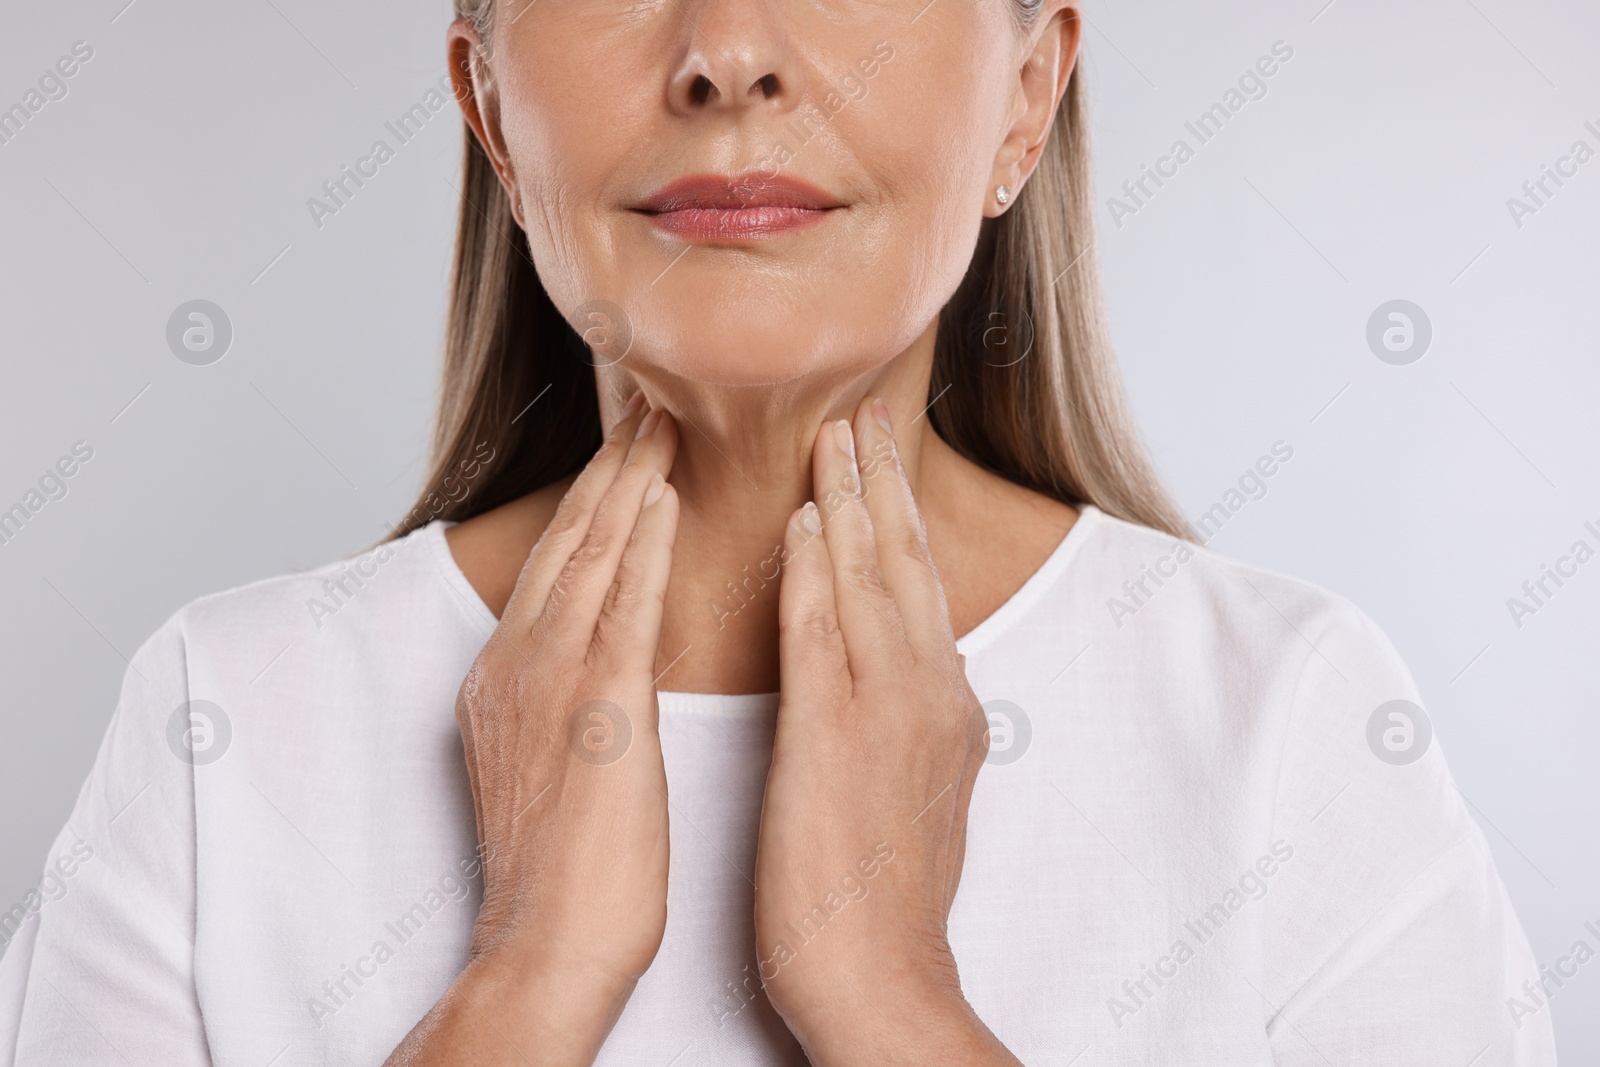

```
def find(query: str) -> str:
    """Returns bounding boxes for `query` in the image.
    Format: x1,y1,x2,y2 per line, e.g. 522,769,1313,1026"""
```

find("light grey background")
2,0,1595,1056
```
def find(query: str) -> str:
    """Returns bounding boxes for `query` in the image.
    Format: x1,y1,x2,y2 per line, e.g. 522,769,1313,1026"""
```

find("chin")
594,259,949,390
633,318,840,388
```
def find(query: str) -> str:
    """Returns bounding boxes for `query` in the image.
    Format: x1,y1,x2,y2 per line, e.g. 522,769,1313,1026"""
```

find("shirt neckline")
424,504,1104,698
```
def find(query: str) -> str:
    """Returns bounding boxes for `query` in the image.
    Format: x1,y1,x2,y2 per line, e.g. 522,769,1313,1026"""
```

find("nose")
668,1,800,116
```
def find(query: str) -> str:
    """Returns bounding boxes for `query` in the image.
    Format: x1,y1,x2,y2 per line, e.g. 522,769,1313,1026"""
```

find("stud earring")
996,184,1012,206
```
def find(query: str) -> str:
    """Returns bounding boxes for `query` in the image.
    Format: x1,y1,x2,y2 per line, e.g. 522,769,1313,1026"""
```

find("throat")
657,583,783,696
650,501,794,696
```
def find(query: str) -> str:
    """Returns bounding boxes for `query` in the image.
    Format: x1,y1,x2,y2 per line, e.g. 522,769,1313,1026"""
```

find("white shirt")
0,507,1556,1065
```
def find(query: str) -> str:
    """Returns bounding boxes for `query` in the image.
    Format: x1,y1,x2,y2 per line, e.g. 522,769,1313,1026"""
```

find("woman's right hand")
387,394,681,1066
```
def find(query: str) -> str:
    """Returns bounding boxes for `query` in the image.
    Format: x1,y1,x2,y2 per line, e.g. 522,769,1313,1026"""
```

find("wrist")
456,945,637,1064
780,972,1014,1067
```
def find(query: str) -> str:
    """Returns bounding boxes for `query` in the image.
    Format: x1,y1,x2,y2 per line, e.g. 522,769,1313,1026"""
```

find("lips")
636,173,844,241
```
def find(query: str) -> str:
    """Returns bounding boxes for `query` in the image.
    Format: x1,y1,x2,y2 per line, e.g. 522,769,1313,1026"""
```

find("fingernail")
799,501,821,535
622,391,646,417
642,472,665,508
872,399,894,436
832,419,856,460
634,409,660,440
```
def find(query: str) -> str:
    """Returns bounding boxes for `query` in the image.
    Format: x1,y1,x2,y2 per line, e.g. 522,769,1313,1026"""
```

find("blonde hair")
397,1,1190,540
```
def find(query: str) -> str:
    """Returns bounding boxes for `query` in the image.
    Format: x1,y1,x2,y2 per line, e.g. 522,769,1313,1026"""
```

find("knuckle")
600,576,650,621
541,508,587,548
845,562,892,601
895,524,931,564
457,645,524,721
538,572,574,621
591,432,632,465
570,529,617,569
785,608,841,644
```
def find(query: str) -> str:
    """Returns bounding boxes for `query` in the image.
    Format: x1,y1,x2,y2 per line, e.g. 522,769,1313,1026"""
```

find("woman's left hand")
753,397,1020,1066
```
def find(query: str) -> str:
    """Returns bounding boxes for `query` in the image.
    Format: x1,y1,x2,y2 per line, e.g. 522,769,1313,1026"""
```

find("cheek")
492,8,1012,387
497,30,652,304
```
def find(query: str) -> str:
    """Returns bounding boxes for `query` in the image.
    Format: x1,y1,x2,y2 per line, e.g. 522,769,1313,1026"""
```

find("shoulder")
1083,509,1396,677
143,522,487,683
1057,509,1430,782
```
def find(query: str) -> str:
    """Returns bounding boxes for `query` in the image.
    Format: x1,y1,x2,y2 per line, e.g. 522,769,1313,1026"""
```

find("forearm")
783,977,1022,1067
384,951,631,1067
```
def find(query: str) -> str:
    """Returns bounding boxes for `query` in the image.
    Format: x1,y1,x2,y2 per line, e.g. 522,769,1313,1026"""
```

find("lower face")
491,1,1021,388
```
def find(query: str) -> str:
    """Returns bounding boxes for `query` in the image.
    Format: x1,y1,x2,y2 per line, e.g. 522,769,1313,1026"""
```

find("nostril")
754,73,780,99
689,74,717,105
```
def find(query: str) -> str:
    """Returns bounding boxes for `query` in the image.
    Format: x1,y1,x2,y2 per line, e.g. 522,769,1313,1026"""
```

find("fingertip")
850,395,880,444
783,501,821,555
658,409,682,455
633,407,680,471
871,397,894,436
633,408,662,441
643,478,680,533
609,393,650,443
656,482,681,526
832,419,856,463
802,500,821,532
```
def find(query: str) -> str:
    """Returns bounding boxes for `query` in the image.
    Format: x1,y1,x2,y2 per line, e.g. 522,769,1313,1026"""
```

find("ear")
447,20,523,224
987,2,1081,218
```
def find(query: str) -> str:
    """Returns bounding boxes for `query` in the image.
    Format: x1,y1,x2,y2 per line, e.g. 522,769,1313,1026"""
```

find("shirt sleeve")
1260,602,1556,1065
0,615,212,1066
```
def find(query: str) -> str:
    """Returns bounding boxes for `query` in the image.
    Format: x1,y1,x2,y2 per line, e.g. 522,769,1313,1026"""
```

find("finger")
503,391,649,627
811,419,906,676
851,396,957,663
777,501,848,707
590,475,681,706
535,410,680,647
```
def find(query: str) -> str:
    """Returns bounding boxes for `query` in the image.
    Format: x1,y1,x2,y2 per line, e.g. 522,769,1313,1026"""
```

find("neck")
598,320,944,695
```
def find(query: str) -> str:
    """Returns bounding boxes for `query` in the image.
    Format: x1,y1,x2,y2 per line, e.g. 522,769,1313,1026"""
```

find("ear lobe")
988,3,1081,215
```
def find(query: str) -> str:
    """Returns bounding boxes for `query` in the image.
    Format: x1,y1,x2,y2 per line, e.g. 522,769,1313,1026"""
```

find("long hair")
394,0,1190,541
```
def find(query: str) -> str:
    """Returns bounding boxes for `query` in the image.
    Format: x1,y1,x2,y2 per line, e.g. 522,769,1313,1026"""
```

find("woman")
0,0,1553,1063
